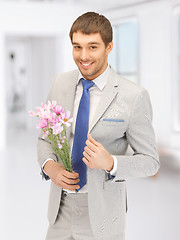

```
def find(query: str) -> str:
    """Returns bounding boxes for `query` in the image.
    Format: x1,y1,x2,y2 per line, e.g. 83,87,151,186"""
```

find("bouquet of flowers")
29,101,73,172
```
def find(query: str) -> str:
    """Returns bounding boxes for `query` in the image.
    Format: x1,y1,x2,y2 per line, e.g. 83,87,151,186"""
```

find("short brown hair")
69,12,113,47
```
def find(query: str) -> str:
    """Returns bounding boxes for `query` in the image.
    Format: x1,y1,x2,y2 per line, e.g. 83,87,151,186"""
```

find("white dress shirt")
42,65,117,193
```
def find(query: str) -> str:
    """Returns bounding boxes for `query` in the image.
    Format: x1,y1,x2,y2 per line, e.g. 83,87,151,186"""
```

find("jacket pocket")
103,180,125,192
102,118,125,126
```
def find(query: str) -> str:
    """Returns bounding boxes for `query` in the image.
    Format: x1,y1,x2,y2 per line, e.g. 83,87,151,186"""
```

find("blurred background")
0,0,180,239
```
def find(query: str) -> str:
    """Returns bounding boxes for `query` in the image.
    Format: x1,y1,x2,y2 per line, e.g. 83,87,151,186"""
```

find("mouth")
80,61,94,69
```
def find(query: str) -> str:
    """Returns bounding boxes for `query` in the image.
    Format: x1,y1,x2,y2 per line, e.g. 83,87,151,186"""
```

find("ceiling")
76,0,155,10
0,0,157,11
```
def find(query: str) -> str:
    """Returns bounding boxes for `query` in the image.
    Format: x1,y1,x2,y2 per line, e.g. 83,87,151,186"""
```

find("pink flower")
51,123,63,135
53,105,64,115
58,143,62,149
48,101,56,109
60,111,73,127
28,110,37,117
60,136,66,143
37,119,48,129
43,101,56,112
36,106,43,114
56,140,62,149
41,110,53,120
50,113,59,125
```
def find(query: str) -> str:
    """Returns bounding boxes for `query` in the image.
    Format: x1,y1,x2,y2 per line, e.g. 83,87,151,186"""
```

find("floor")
0,128,180,240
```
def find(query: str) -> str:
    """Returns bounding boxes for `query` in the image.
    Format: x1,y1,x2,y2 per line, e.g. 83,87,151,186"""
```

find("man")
37,12,160,240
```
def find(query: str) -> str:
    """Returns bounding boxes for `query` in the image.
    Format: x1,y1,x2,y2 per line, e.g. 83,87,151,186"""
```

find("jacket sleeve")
112,88,160,182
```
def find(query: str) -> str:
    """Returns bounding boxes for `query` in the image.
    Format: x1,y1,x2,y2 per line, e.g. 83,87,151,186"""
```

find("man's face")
72,31,113,81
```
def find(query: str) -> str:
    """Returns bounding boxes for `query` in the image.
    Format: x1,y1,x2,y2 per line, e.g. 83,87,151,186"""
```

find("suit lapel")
89,68,118,133
65,70,79,141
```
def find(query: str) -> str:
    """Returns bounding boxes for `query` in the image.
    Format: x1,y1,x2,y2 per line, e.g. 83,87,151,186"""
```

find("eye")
73,46,81,49
90,46,97,50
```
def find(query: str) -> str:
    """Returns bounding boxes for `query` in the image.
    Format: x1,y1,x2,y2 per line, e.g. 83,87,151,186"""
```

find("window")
175,16,180,131
109,20,139,84
172,12,180,133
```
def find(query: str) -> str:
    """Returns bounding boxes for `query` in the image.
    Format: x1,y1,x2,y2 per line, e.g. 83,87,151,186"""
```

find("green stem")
47,128,72,172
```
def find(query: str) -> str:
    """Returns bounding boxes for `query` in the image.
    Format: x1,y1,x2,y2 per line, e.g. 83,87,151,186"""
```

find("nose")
80,48,90,62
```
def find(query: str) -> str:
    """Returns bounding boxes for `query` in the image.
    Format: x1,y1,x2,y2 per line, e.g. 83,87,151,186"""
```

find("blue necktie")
71,78,95,190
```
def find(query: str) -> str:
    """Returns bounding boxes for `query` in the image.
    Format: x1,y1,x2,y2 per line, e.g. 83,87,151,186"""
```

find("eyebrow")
72,42,100,45
88,42,100,45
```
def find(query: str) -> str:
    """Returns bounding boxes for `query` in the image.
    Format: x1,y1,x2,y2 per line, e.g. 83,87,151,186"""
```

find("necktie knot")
81,78,94,91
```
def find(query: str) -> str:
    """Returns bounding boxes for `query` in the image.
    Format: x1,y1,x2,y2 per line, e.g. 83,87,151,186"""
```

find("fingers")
82,157,91,168
51,165,80,190
61,181,80,191
61,174,80,185
61,169,80,183
84,143,94,155
61,171,80,191
88,134,99,146
88,134,102,149
62,169,79,179
84,135,102,158
59,173,80,191
85,138,96,152
83,150,91,161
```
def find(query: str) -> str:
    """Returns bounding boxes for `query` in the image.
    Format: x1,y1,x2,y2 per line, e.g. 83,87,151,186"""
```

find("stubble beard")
77,59,107,80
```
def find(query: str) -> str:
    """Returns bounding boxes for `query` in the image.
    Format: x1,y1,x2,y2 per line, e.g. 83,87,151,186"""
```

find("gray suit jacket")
37,67,160,239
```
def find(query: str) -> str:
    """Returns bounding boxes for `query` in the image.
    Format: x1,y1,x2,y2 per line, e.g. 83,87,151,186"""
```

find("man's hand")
43,161,80,191
83,134,114,171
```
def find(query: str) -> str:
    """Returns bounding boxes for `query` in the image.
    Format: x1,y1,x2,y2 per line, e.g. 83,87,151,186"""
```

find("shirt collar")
77,65,110,91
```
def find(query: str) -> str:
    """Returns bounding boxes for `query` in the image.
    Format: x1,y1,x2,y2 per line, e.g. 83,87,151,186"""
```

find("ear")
106,41,113,55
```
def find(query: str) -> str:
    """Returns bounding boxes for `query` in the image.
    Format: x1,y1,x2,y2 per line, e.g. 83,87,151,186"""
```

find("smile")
80,62,94,68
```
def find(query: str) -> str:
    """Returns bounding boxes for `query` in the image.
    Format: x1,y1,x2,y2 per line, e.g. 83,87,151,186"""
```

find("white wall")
0,35,6,149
